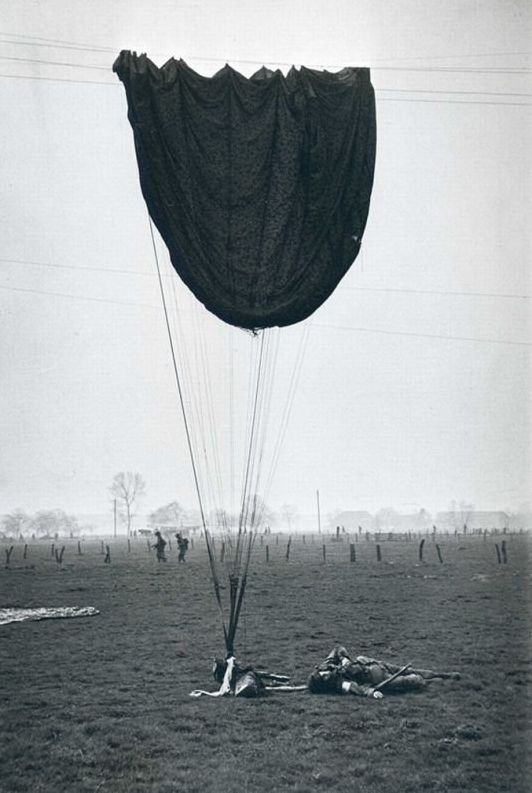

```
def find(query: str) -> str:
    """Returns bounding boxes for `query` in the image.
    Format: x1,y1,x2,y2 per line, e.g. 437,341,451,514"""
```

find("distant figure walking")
152,530,167,563
176,532,189,563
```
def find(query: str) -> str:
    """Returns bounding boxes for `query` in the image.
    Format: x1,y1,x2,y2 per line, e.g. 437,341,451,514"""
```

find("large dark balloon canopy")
113,52,376,329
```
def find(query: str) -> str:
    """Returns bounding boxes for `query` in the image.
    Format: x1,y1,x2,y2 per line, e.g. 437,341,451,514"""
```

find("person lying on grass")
308,646,461,699
189,656,302,698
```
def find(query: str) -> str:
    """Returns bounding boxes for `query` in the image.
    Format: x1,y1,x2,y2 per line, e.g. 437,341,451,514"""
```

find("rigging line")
238,334,261,532
197,305,228,534
249,329,280,531
312,323,532,347
2,280,527,349
243,332,272,533
147,217,208,531
190,297,219,527
377,87,532,98
2,71,531,106
259,322,312,525
343,284,531,300
166,264,210,527
0,31,119,51
2,31,530,63
378,96,531,107
4,258,530,301
246,329,277,532
237,331,266,564
0,257,176,277
0,55,110,70
0,283,157,308
3,55,532,97
240,333,267,532
0,72,118,86
229,326,235,525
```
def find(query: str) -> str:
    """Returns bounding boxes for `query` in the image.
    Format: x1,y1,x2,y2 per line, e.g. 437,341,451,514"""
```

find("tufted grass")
0,533,530,792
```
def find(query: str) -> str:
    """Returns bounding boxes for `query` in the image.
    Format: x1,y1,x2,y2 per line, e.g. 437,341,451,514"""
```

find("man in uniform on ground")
308,646,460,698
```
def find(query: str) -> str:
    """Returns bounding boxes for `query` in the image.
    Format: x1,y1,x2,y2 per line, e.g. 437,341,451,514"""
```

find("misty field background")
0,533,530,793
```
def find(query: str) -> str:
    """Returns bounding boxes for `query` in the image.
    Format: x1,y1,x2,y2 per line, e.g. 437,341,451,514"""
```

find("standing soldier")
176,532,189,563
152,530,167,563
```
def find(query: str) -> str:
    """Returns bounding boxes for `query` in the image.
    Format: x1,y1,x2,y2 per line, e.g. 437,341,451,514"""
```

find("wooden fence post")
495,543,501,564
55,546,65,564
51,543,55,557
5,546,14,568
127,539,131,553
23,544,28,560
104,545,111,564
322,544,326,563
78,540,82,555
501,540,507,564
376,544,382,562
350,543,356,563
286,536,292,561
266,545,269,563
419,538,425,562
435,544,443,564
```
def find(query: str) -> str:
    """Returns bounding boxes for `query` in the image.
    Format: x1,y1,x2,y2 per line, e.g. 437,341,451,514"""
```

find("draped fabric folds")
113,52,377,329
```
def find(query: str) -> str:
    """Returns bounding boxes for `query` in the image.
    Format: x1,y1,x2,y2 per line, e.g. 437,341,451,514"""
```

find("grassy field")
0,532,530,793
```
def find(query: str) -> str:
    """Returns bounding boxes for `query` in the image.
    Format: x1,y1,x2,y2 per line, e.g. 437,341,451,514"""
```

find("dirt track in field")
0,533,530,793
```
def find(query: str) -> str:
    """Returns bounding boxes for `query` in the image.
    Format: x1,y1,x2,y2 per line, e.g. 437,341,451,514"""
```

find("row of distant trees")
148,498,298,531
0,469,295,539
108,472,294,535
1,508,80,538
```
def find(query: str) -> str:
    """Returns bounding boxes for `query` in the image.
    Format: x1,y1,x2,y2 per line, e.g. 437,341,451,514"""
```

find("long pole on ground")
316,489,321,535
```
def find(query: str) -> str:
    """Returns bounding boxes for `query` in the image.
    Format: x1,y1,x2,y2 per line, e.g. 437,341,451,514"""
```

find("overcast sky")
0,0,530,523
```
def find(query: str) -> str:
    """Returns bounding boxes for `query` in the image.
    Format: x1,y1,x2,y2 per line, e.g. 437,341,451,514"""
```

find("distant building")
436,511,509,530
333,511,374,531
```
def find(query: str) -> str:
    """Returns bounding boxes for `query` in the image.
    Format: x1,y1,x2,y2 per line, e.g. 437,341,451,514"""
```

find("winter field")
0,532,530,793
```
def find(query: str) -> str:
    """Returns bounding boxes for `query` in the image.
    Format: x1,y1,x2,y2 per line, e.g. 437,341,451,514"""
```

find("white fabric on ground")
0,606,99,625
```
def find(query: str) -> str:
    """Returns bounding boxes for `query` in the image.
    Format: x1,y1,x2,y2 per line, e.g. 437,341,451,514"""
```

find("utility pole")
113,499,117,538
316,489,321,535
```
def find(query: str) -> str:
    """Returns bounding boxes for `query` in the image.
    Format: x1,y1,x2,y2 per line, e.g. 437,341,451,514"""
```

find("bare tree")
149,501,184,529
1,509,31,538
280,503,298,532
109,472,146,536
31,509,79,538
